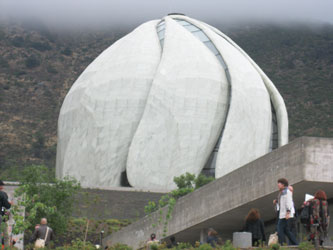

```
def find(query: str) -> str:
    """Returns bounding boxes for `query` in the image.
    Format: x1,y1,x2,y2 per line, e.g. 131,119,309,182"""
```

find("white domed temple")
56,14,288,190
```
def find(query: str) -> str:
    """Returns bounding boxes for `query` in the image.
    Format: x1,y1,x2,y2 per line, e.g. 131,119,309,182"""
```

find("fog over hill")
1,0,333,29
0,17,332,180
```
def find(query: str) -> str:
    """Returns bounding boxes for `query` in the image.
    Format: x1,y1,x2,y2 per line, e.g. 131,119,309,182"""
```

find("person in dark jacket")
244,208,266,246
167,236,178,248
206,228,218,247
31,218,54,247
0,180,12,217
0,180,12,247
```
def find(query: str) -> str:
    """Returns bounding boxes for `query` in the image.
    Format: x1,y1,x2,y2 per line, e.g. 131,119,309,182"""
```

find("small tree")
173,172,195,189
144,173,215,236
194,174,215,189
11,165,80,235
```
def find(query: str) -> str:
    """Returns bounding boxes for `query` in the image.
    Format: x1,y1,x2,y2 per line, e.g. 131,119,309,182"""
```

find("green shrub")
62,47,72,56
25,56,40,68
12,165,81,235
46,64,58,74
177,242,192,249
11,36,25,47
145,201,158,214
30,41,51,51
110,243,132,250
221,240,236,250
32,131,45,158
13,70,26,76
151,244,159,250
0,57,9,68
198,243,213,250
71,217,87,228
173,173,195,189
145,173,215,236
269,243,280,250
54,239,96,250
194,174,215,189
298,241,314,250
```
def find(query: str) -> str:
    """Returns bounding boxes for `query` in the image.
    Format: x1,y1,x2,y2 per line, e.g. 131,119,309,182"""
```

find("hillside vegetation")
0,19,332,179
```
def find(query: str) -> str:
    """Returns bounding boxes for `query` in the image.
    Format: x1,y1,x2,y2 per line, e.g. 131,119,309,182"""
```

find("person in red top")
308,190,330,246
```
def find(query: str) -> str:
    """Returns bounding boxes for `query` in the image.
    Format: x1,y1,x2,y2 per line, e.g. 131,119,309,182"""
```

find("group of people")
146,177,330,248
244,178,330,247
146,234,178,249
1,177,331,248
146,228,221,249
0,180,54,248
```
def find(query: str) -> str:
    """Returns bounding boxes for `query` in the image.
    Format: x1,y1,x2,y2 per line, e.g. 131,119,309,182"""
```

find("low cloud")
1,0,333,29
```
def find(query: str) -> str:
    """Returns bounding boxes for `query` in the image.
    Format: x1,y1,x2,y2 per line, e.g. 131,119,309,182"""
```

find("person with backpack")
308,190,330,246
300,199,312,226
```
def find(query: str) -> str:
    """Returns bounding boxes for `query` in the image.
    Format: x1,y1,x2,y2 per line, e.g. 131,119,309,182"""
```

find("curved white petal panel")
56,21,161,187
208,30,272,177
179,16,272,178
198,20,288,147
126,18,229,189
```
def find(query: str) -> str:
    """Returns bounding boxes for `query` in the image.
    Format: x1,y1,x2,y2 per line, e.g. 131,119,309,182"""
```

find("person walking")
276,178,298,245
287,185,297,241
244,208,266,246
308,190,330,246
273,185,297,240
31,218,54,248
0,180,12,247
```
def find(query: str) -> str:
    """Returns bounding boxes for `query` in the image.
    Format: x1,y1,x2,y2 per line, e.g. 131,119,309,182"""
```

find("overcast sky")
1,0,333,29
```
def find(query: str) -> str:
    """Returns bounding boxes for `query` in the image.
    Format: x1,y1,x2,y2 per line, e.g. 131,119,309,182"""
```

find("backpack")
300,201,312,224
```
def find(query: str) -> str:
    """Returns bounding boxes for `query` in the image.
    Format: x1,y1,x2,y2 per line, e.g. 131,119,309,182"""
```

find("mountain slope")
0,20,332,179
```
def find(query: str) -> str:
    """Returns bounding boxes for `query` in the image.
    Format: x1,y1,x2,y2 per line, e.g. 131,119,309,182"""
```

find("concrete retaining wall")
4,183,165,220
103,137,333,249
73,187,165,220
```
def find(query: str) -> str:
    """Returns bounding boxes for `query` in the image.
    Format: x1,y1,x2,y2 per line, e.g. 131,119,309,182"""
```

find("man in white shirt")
277,178,298,245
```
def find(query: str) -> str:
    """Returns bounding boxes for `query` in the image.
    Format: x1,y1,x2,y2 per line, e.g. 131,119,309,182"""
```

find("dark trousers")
252,238,263,247
288,217,297,239
278,218,298,245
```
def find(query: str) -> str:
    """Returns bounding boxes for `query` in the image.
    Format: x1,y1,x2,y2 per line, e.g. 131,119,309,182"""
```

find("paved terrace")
103,137,333,249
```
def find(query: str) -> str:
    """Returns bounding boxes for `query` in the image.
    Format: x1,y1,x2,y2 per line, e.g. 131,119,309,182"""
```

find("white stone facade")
56,15,288,190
